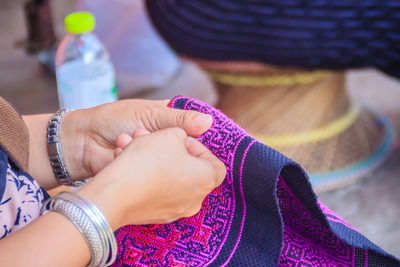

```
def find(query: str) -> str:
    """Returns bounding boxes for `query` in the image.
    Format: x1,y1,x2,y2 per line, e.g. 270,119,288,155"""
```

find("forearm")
23,114,58,190
23,113,88,190
0,212,90,267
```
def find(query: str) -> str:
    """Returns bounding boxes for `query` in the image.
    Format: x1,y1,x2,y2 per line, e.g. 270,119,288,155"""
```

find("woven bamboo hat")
194,61,395,192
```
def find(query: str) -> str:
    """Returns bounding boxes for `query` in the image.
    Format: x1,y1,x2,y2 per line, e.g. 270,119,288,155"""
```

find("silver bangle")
47,109,85,187
40,191,117,266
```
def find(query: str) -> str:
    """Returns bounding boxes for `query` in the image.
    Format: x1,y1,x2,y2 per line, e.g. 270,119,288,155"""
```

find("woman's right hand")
78,127,226,230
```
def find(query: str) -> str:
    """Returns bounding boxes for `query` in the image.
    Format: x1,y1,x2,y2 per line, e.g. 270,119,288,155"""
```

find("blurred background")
0,0,399,257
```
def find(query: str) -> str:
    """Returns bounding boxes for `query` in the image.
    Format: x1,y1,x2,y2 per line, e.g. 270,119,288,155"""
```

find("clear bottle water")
55,12,117,109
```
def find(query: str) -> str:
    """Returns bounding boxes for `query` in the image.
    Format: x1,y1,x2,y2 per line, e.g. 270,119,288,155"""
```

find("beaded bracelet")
40,191,117,266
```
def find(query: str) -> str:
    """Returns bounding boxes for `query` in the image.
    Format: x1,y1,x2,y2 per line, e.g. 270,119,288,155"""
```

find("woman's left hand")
59,99,213,181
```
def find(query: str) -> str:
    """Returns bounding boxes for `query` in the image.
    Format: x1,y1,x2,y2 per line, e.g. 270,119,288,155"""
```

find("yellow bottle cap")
64,12,95,34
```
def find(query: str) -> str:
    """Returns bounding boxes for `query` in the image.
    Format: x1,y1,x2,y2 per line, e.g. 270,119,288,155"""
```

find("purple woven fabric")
113,96,399,266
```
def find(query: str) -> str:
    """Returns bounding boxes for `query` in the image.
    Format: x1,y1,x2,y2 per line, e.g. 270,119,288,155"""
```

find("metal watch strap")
47,109,84,187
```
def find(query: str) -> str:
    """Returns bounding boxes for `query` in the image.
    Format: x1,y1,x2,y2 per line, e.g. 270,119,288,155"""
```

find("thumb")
154,108,213,137
187,140,227,187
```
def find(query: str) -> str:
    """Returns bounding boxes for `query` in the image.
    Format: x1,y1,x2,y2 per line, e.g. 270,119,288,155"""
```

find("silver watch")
47,109,85,187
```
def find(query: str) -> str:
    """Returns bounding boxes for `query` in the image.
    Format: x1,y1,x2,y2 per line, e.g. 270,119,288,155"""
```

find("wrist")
78,163,149,230
78,182,123,230
59,110,92,181
41,191,117,266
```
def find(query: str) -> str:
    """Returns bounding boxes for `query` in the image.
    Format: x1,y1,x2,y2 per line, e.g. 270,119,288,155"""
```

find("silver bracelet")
47,109,85,187
40,191,117,266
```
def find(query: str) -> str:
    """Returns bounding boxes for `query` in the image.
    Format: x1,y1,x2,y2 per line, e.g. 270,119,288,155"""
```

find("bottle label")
56,60,117,109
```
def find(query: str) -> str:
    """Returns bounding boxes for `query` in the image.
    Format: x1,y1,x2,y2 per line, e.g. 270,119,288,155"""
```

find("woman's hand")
78,127,226,229
0,127,225,267
60,99,213,182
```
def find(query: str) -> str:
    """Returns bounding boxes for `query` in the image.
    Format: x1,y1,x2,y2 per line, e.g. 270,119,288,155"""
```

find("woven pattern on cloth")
146,0,400,78
114,96,399,266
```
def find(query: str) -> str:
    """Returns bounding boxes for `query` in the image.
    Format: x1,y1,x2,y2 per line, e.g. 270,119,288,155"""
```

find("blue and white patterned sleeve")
0,148,48,239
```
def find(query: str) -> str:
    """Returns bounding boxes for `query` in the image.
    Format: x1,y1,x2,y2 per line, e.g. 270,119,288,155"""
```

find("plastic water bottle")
55,12,117,109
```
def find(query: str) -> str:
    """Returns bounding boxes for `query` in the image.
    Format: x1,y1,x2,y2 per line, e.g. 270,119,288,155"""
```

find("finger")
166,127,188,141
160,99,171,106
154,108,213,137
187,139,206,157
114,147,123,158
183,202,203,218
132,128,151,139
153,127,188,149
115,133,133,149
187,136,202,147
187,141,227,187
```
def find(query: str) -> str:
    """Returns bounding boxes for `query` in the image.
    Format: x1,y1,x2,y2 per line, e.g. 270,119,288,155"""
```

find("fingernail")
194,114,212,127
